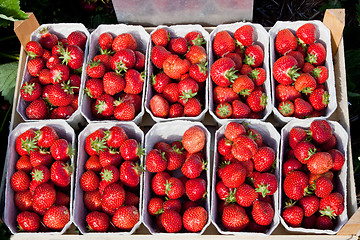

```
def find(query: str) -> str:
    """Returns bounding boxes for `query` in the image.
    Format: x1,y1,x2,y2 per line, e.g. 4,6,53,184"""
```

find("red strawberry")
311,66,328,84
94,94,115,117
112,33,137,52
289,127,308,149
184,97,202,117
275,29,297,55
244,45,264,68
232,75,254,96
41,49,52,62
38,69,52,85
163,82,179,103
309,88,329,111
55,191,70,206
224,52,242,70
316,215,334,230
249,68,266,86
231,135,258,161
27,58,45,77
315,176,333,198
329,149,345,171
104,126,128,149
224,122,246,141
182,126,205,154
152,172,171,196
26,98,49,120
15,190,33,211
299,195,320,217
114,101,135,121
231,100,251,118
213,86,239,104
183,206,207,232
11,170,30,192
50,161,72,187
152,72,171,93
50,139,73,161
134,50,145,71
306,43,326,66
30,149,52,167
294,141,316,164
278,100,295,116
178,78,199,104
102,183,125,212
124,69,144,94
163,55,191,79
49,64,70,84
26,41,44,58
185,178,206,201
273,55,299,85
16,129,38,156
275,84,302,102
111,49,136,73
164,177,185,199
50,106,75,119
185,31,205,46
235,183,257,207
86,211,109,232
148,197,164,216
296,23,316,45
120,161,142,187
32,183,56,211
253,146,275,172
17,211,40,232
221,162,246,188
87,60,106,79
85,156,102,173
283,171,309,200
46,55,61,69
60,45,84,70
80,170,100,192
120,139,144,161
254,172,277,197
100,165,120,187
308,171,334,186
48,82,74,107
181,154,205,179
93,53,112,71
294,73,317,95
319,192,344,218
112,206,139,230
286,50,305,68
151,28,169,46
247,90,267,113
234,25,254,47
217,137,232,156
67,31,87,49
282,205,303,227
213,31,235,57
161,209,182,233
84,190,102,211
16,156,33,173
302,62,315,73
31,165,50,185
294,98,313,118
20,81,42,102
85,129,106,156
99,32,113,50
85,78,104,99
283,158,303,176
169,103,184,118
210,57,237,87
310,120,333,144
186,45,207,65
215,103,232,119
222,203,249,231
119,93,142,113
151,45,171,69
150,94,170,118
189,62,208,83
252,200,274,226
307,152,333,175
43,205,70,230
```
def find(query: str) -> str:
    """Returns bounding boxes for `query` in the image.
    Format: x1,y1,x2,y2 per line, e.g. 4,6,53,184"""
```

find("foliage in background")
0,0,28,27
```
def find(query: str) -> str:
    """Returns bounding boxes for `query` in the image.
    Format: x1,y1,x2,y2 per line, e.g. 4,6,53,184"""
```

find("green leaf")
0,0,28,27
348,91,360,98
0,61,18,104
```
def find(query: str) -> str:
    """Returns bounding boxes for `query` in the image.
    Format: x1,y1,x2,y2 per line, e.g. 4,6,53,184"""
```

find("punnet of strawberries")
281,120,346,231
214,121,279,233
144,124,209,233
83,31,146,121
272,22,332,118
210,24,269,120
78,125,144,232
20,27,88,120
9,125,73,232
147,27,208,119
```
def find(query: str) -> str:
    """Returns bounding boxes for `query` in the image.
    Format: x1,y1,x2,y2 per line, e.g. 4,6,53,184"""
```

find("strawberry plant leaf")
0,61,18,104
0,0,28,27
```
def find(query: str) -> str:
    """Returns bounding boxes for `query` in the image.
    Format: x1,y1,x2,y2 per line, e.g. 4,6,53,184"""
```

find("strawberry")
99,32,113,50
67,31,87,50
284,171,309,200
273,55,299,85
134,50,145,71
20,81,42,102
27,58,45,77
161,209,182,233
50,64,70,84
26,41,44,58
100,165,120,187
151,28,169,46
104,126,128,148
183,206,207,232
85,129,106,156
41,49,52,62
111,49,136,73
43,205,70,230
210,57,237,87
231,100,251,118
319,135,337,152
316,215,334,230
124,69,144,94
151,45,171,69
232,75,254,96
55,191,70,206
163,82,179,103
112,205,139,230
248,127,264,146
307,152,333,175
311,66,328,84
184,97,202,117
299,195,320,217
275,29,297,55
46,55,61,69
48,82,74,107
215,103,232,119
240,64,252,75
114,101,135,121
85,78,104,99
294,73,317,95
309,88,329,111
152,172,171,196
224,52,242,70
119,93,142,113
310,120,333,144
185,178,206,201
319,192,344,218
282,205,303,227
102,183,125,212
30,149,52,167
120,139,144,161
231,135,258,161
17,211,40,232
213,31,235,57
15,190,33,211
87,60,106,78
178,78,199,104
221,162,246,188
86,211,109,232
306,43,326,66
302,62,315,73
95,94,115,117
309,171,334,186
275,84,301,102
253,146,275,172
224,122,246,141
249,68,266,86
283,158,303,176
50,139,73,161
254,172,277,197
32,183,56,211
289,127,308,149
124,191,139,206
60,45,84,70
163,55,191,79
296,23,316,45
50,161,72,187
235,183,257,207
185,31,205,46
50,106,75,119
80,170,100,192
150,94,169,118
222,203,249,231
278,100,295,116
182,126,205,154
84,190,102,211
152,72,171,93
16,156,33,173
166,146,186,171
84,156,102,173
217,137,232,156
286,50,305,68
38,69,52,85
315,176,333,198
215,181,232,202
247,90,267,113
294,141,316,164
213,86,240,104
244,45,264,68
26,99,49,120
169,103,184,118
234,25,254,47
112,33,137,52
31,165,50,185
329,149,345,171
294,98,313,118
186,45,207,64
16,129,38,156
252,200,274,226
120,161,142,187
164,177,185,199
11,170,30,192
94,52,112,71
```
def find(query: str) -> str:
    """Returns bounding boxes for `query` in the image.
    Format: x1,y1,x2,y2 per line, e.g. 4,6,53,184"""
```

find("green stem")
0,52,19,61
0,104,12,132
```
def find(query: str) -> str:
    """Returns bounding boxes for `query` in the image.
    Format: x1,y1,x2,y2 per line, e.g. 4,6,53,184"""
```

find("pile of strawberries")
145,126,208,233
21,29,87,120
148,28,208,118
84,32,145,121
211,25,267,119
273,23,330,118
282,120,345,230
11,126,72,232
215,122,277,232
80,126,143,232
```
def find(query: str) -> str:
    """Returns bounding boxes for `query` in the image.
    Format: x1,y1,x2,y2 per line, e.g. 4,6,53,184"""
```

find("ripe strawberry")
26,98,48,120
34,126,57,149
120,139,144,161
41,49,52,62
104,126,128,148
164,177,185,199
254,172,277,197
86,211,109,232
302,61,315,73
316,215,334,230
309,88,329,111
93,52,112,71
32,183,56,211
308,171,334,186
235,183,257,207
50,139,73,161
296,23,316,45
294,141,316,164
38,68,52,85
134,50,145,71
183,206,207,232
252,200,274,226
150,94,170,118
294,73,317,95
15,190,33,211
244,45,264,68
50,161,72,187
94,94,115,117
249,68,266,86
114,101,135,121
60,45,84,70
231,135,258,161
112,33,137,52
234,25,254,47
224,52,242,70
284,171,309,200
85,78,104,99
50,106,75,119
102,183,125,212
99,149,121,168
217,137,232,156
231,100,251,118
111,49,136,73
319,135,337,152
55,191,70,206
49,64,70,84
26,41,44,58
210,57,237,87
31,165,50,185
184,97,202,117
124,69,144,94
100,165,120,187
186,45,207,65
319,192,344,218
185,178,206,201
311,66,328,84
253,146,275,172
151,45,171,69
278,100,295,116
213,86,239,104
169,103,184,118
213,31,235,57
67,30,87,49
17,211,40,232
182,126,205,154
163,55,191,79
289,127,308,149
20,81,42,102
120,161,142,187
282,205,303,227
80,170,100,192
84,156,101,174
185,31,205,46
84,190,102,211
124,191,139,206
152,72,171,93
161,209,182,233
299,195,320,217
48,82,74,107
152,172,171,196
310,120,333,144
247,90,267,113
30,149,52,167
232,75,254,96
221,162,246,188
273,55,299,85
16,156,32,173
306,43,326,66
148,197,164,216
315,176,333,198
163,82,179,103
16,129,38,156
275,84,302,102
275,29,297,55
222,203,249,231
112,205,139,230
99,32,113,50
178,78,199,104
27,57,45,77
224,122,246,141
283,158,303,176
286,50,305,68
151,28,169,46
11,170,30,192
189,62,208,83
46,55,61,69
294,98,313,118
87,60,106,79
180,154,204,179
329,149,345,171
43,205,70,230
307,152,333,175
85,129,106,156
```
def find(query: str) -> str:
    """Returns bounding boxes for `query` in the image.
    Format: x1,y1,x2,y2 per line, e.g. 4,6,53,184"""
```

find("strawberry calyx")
73,67,83,75
31,168,45,182
61,80,77,95
140,71,146,81
217,103,231,117
197,62,208,75
26,51,39,59
164,179,172,195
249,69,260,80
260,93,268,107
90,137,108,154
180,89,197,103
255,183,271,198
297,37,307,49
155,208,164,215
21,82,36,96
287,66,300,81
88,60,102,68
21,137,38,155
115,60,128,75
63,162,73,176
301,87,314,95
113,97,123,107
95,100,107,114
247,131,259,142
304,148,317,161
133,162,145,175
108,147,119,154
136,143,145,158
305,130,313,142
67,142,74,159
218,161,230,170
84,88,94,98
279,102,293,116
53,70,65,84
225,67,238,83
151,74,157,86
323,91,330,105
284,199,297,208
39,27,49,35
202,160,208,171
244,54,256,66
319,206,336,219
235,40,246,54
239,89,251,97
99,47,114,55
225,188,237,204
59,47,72,66
311,66,322,78
303,185,314,196
305,52,318,65
101,169,116,182
171,145,183,154
192,35,206,46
